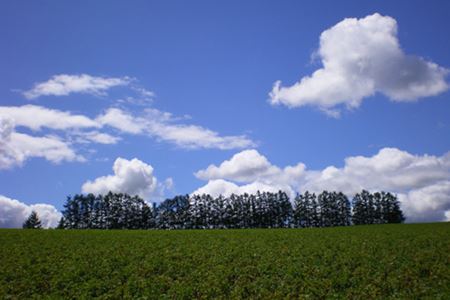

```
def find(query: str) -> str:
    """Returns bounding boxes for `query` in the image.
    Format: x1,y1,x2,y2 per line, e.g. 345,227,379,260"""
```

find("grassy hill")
1,223,449,299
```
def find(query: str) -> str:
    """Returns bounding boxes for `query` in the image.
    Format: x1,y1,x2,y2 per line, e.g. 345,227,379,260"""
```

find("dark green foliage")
294,191,351,227
1,224,449,299
352,190,404,225
156,195,190,229
336,192,352,226
59,190,404,229
61,192,154,229
22,211,42,229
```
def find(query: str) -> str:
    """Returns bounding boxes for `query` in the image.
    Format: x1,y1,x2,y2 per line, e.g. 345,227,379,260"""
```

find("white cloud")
193,149,304,198
0,103,255,169
0,195,62,228
194,148,450,222
81,157,160,201
23,74,130,99
96,108,145,134
0,117,84,169
195,149,304,184
302,148,450,194
270,13,449,116
399,181,450,223
74,131,121,145
1,73,256,169
0,105,99,131
97,107,255,150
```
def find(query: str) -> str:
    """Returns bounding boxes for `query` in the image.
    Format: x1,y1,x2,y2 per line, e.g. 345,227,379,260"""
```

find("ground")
0,223,449,299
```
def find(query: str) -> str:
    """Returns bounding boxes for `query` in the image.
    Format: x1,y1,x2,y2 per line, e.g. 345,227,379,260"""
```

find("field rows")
1,223,449,299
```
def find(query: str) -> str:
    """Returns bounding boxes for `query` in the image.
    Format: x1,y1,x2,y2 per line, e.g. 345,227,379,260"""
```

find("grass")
0,223,449,299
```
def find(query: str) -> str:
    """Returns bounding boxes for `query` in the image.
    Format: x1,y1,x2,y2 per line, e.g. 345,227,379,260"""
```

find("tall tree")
383,192,405,223
336,192,352,226
352,192,365,225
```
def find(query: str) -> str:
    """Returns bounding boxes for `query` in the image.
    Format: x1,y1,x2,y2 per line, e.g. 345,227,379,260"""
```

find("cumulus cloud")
193,149,305,198
399,181,450,223
0,118,84,169
0,195,61,228
302,148,450,195
195,149,305,184
97,108,255,150
270,13,449,116
82,157,162,201
194,148,450,222
23,74,130,99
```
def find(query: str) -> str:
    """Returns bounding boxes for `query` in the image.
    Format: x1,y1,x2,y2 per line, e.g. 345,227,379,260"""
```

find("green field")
1,223,449,299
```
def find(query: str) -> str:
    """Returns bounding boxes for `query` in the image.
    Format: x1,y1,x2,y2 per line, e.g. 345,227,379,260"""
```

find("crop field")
1,223,449,299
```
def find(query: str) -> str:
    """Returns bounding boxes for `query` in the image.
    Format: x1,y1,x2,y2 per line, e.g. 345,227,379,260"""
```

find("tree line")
45,190,404,230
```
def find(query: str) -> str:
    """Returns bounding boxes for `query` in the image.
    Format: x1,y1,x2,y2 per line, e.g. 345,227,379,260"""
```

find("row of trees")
54,190,404,230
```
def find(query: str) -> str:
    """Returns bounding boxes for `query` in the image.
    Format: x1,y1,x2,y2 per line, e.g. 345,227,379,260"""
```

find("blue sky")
1,0,450,227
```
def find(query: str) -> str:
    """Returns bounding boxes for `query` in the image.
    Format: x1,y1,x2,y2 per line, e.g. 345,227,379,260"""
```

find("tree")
352,190,374,225
382,192,405,223
319,191,338,227
336,192,351,226
293,193,308,228
23,211,42,229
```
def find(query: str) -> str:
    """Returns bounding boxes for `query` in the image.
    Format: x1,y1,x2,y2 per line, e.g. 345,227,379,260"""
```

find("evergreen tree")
352,192,365,225
308,194,320,227
318,191,333,227
293,193,308,228
383,192,405,223
336,192,351,226
23,211,42,229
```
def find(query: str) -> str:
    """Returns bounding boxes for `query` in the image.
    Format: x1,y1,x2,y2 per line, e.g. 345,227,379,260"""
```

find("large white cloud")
23,74,130,99
0,195,62,228
0,117,84,169
194,148,450,222
302,148,450,195
81,157,161,201
270,13,449,116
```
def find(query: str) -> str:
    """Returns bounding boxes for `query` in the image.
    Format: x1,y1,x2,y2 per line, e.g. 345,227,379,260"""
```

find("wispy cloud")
0,105,99,131
0,74,257,169
97,107,256,150
23,74,130,99
0,117,84,169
